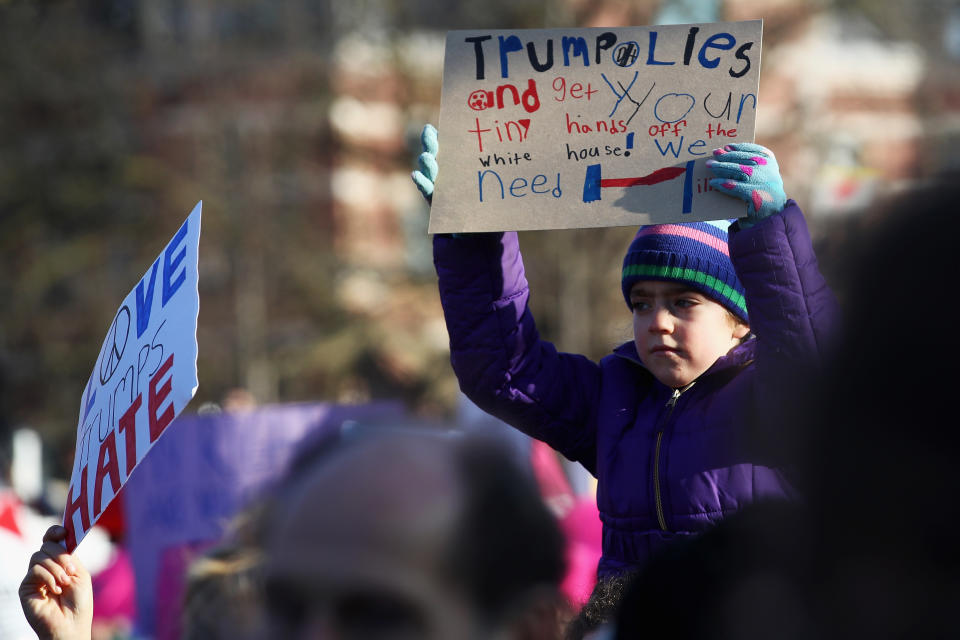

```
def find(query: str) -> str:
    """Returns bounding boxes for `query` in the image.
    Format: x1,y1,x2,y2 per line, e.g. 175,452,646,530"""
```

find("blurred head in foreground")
793,177,960,637
262,431,566,639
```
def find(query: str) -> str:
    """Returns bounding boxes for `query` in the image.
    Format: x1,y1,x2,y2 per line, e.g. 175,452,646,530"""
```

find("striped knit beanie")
621,220,748,323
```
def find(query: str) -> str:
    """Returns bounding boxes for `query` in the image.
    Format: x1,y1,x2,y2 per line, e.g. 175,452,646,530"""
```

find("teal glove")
411,124,439,204
707,143,786,228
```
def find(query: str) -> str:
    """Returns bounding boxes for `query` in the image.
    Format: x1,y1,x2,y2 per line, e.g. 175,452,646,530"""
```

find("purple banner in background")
123,401,403,637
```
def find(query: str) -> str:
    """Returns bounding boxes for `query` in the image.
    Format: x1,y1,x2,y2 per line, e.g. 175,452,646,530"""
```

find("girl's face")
629,280,749,389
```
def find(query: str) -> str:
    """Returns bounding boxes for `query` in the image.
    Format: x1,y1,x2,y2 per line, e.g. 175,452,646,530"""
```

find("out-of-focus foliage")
0,3,162,458
0,0,573,474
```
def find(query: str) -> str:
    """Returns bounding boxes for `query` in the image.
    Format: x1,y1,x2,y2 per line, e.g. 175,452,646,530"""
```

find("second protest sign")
63,202,202,551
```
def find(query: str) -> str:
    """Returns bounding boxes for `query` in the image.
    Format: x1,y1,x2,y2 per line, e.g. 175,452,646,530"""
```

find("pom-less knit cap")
621,220,748,324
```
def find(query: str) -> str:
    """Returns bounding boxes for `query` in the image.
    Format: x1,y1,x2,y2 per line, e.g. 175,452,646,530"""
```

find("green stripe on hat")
622,263,748,317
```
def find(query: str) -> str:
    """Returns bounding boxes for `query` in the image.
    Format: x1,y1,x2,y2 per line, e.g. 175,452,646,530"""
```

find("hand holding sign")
411,124,440,204
707,143,786,227
19,525,94,640
63,203,202,551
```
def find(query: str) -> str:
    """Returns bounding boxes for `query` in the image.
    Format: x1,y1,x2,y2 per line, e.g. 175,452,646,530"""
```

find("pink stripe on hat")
635,224,730,256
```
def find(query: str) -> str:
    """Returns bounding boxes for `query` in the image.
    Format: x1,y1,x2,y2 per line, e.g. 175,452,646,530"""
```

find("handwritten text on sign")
429,21,763,233
63,202,202,551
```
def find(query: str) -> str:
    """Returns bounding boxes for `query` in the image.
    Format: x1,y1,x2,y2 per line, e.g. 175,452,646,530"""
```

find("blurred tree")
832,0,954,51
0,2,165,459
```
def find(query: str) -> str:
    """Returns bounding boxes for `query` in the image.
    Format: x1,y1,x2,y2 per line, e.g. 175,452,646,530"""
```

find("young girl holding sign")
413,123,839,580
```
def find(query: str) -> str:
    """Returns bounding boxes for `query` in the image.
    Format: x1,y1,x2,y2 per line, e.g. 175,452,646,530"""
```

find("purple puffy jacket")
434,202,839,578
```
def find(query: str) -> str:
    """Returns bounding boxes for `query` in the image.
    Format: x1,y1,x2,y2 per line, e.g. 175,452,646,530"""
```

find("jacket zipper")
653,383,693,531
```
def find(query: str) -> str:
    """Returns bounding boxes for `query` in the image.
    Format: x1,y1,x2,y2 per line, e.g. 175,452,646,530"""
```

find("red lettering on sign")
63,467,90,551
149,353,175,442
93,431,121,519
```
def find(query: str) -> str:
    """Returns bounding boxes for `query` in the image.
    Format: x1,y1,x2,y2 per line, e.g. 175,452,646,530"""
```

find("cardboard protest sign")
63,202,202,551
429,20,763,233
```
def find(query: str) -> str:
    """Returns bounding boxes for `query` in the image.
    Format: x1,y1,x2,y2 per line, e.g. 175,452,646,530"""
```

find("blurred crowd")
12,177,960,639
